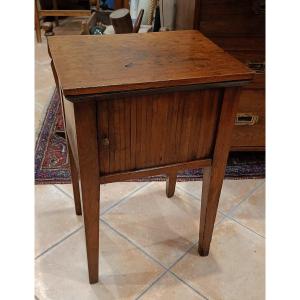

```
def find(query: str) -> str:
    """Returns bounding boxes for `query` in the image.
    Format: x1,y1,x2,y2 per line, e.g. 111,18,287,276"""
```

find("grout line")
169,271,209,300
102,218,211,300
178,180,265,217
101,182,151,216
35,102,45,111
224,214,265,239
134,270,168,300
54,182,151,216
36,183,150,261
54,184,74,200
137,238,208,300
168,241,198,269
176,185,201,201
134,240,207,300
35,225,83,260
166,214,226,273
225,181,265,217
100,218,168,270
176,185,230,219
101,187,229,299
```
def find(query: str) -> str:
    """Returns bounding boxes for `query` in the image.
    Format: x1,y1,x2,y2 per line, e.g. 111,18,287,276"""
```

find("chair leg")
52,0,59,26
35,0,42,43
166,173,177,198
67,137,82,216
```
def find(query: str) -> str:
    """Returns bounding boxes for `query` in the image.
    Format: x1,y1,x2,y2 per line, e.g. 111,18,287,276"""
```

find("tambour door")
97,89,222,175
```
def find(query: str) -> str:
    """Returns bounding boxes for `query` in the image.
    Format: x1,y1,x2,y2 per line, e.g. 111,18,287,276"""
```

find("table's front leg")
198,87,241,256
74,101,100,284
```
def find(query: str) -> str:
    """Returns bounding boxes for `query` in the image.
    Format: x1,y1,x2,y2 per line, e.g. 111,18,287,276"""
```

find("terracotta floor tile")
231,184,265,236
35,86,55,110
56,182,148,214
140,272,205,299
35,103,45,135
103,182,224,268
35,63,55,91
35,222,163,300
172,218,265,300
178,179,264,214
35,185,82,256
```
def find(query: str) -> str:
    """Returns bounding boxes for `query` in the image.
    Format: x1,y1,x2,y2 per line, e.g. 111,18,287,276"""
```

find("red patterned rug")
35,89,265,184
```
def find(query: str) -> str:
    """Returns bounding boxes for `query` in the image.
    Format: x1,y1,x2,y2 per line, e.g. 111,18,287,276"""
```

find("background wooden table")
48,30,253,283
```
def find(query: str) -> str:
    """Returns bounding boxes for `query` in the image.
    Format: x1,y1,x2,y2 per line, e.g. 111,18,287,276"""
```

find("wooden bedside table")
48,30,254,283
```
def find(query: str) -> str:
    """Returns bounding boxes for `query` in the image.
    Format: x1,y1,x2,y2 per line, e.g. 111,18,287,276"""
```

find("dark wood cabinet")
193,0,265,151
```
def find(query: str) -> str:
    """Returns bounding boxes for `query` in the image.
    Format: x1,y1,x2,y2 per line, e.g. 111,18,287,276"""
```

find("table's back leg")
66,136,82,215
166,173,177,198
198,87,241,256
74,101,100,284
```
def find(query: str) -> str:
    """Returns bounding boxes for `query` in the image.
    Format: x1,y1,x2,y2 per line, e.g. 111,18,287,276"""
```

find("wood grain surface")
48,30,254,96
97,88,221,175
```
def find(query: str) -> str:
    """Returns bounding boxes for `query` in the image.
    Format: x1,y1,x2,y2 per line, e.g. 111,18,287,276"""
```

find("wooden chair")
35,0,99,42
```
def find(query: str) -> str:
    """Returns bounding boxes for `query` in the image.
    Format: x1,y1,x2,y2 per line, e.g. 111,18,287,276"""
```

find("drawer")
200,0,265,16
225,50,265,89
200,16,265,37
210,37,265,53
231,88,265,149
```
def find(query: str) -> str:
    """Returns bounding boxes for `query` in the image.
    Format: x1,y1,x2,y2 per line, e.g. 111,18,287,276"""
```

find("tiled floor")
35,32,265,300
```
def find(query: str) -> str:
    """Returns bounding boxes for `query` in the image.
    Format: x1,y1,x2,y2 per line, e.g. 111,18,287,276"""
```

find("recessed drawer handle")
235,113,259,126
247,62,265,74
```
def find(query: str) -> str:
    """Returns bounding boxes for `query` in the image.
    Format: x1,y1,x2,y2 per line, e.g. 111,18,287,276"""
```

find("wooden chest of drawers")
194,0,265,151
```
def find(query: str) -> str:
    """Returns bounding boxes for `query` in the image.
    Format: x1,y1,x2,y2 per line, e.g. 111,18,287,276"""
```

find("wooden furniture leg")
52,0,59,26
166,173,177,198
198,87,241,256
66,136,82,215
35,0,42,43
74,101,100,284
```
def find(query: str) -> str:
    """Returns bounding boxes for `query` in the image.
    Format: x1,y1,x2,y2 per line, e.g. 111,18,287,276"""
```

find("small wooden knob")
101,137,110,146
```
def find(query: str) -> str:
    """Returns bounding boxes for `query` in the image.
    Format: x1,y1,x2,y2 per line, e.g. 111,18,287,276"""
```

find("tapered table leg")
66,137,82,215
166,173,177,198
198,87,241,256
74,101,100,284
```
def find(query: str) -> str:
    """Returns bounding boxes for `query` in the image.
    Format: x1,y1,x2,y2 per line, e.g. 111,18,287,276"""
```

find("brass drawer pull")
247,61,265,74
235,113,259,126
